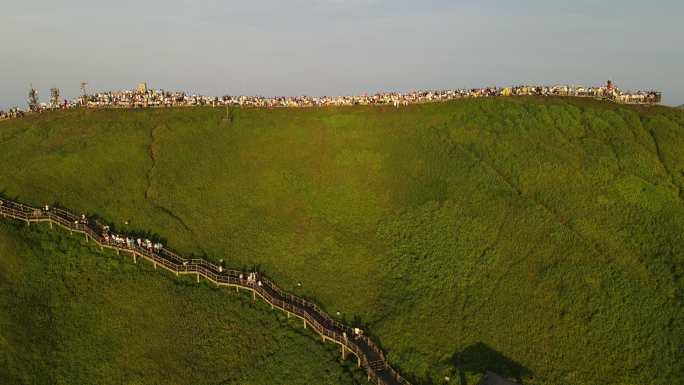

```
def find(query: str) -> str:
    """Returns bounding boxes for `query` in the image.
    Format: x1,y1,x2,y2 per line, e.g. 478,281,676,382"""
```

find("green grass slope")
1,97,683,384
0,221,359,385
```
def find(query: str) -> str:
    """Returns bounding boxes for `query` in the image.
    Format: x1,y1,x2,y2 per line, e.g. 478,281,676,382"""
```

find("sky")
1,0,683,109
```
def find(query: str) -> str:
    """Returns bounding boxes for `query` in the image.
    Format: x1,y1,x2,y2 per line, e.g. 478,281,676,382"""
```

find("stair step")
369,360,385,371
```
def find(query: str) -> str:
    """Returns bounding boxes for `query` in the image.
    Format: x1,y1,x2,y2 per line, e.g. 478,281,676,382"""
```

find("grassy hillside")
1,97,683,384
0,221,360,385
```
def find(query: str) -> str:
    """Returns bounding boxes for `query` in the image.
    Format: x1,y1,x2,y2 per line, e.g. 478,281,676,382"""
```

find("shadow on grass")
452,342,531,385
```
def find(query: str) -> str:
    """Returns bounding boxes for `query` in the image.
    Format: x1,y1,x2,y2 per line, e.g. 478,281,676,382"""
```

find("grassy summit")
0,97,683,384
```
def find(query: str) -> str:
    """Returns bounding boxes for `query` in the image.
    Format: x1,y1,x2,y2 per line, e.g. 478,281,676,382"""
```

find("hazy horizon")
1,0,683,110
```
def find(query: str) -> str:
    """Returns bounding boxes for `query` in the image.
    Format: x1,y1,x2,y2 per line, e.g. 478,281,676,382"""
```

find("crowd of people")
0,107,26,120
36,203,261,283
38,205,163,254
98,223,164,252
0,82,662,121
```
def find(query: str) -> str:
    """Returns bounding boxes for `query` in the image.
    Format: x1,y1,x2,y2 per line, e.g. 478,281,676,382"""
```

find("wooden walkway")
0,196,410,385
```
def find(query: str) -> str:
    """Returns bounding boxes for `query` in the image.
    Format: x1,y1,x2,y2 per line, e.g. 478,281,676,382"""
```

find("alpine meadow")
1,97,683,385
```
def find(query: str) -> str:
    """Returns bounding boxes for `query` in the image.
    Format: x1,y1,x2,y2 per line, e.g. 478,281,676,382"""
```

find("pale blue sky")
1,0,682,109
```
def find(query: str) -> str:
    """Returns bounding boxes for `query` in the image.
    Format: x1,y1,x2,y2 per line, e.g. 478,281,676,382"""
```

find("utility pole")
50,88,61,109
27,85,39,112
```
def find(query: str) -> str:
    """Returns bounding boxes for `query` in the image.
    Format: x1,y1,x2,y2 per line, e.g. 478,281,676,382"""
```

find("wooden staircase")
0,196,411,385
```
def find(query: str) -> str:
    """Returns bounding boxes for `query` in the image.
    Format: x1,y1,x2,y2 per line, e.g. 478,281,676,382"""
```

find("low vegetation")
0,97,682,384
0,221,360,385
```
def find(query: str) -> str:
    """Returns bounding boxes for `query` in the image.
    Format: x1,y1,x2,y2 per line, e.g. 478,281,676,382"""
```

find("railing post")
196,273,200,283
303,320,307,329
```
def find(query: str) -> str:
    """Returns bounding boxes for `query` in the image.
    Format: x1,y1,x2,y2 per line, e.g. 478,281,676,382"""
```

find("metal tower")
80,81,88,105
50,88,61,109
27,85,39,112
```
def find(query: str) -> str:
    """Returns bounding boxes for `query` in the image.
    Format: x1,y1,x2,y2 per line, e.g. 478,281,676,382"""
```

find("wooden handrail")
0,196,411,385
